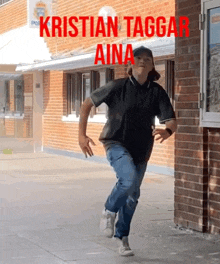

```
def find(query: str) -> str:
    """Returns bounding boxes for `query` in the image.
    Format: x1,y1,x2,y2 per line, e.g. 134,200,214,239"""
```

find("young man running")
78,46,177,256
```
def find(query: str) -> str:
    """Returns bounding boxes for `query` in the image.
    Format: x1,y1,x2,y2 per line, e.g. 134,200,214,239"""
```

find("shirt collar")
129,75,151,89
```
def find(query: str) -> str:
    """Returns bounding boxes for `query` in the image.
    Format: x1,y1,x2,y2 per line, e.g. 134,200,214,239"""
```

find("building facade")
175,0,220,234
1,0,219,235
0,0,176,171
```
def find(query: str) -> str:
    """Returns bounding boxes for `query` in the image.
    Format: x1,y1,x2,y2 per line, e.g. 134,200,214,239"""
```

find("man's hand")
152,128,171,143
79,135,96,158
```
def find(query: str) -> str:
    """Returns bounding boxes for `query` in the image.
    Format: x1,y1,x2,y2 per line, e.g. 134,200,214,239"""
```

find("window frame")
200,0,220,127
165,60,175,106
14,79,24,114
65,67,114,122
1,77,24,117
5,80,10,113
154,59,175,104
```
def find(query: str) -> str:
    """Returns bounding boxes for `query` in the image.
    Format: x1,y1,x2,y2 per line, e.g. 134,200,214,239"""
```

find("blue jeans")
105,143,148,238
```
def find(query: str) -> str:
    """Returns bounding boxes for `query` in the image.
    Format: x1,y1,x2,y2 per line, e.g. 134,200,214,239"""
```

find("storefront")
0,6,51,151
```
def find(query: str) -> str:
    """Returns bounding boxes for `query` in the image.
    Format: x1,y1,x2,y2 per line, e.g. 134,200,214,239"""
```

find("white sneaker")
116,236,134,256
100,209,116,238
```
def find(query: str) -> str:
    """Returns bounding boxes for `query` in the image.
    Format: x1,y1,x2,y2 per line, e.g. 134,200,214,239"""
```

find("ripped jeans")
105,143,148,238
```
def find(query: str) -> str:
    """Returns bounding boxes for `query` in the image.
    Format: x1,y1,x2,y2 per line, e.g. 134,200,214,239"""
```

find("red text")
94,44,134,65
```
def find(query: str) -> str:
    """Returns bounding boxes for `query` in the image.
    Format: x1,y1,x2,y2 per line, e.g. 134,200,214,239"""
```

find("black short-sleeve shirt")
90,76,176,163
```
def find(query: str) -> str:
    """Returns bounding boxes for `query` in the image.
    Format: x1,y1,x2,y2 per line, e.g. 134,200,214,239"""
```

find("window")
66,68,114,118
154,60,175,125
5,81,10,112
82,73,91,103
14,79,24,113
155,59,175,103
0,0,11,6
0,77,24,115
200,0,220,127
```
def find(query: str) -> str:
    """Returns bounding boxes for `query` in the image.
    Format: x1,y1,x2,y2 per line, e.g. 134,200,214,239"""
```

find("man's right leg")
114,162,148,239
100,144,137,238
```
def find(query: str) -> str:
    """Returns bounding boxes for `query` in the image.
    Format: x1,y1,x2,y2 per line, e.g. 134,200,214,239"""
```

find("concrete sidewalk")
0,152,219,264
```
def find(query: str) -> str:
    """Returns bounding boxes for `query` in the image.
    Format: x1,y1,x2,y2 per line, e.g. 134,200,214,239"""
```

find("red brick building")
0,0,219,235
175,0,220,234
0,0,176,173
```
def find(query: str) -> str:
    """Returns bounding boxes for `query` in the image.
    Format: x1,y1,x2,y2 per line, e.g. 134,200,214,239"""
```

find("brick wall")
150,55,175,168
45,0,175,55
174,0,207,232
43,70,105,154
208,128,220,234
4,119,14,136
151,135,174,167
175,0,220,235
0,0,27,34
0,0,176,170
1,0,176,169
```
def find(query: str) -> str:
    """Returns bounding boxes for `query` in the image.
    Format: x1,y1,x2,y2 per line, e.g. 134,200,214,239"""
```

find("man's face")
132,53,154,76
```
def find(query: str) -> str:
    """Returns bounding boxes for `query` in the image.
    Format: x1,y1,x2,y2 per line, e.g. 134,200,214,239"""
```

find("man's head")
127,46,160,81
133,46,153,58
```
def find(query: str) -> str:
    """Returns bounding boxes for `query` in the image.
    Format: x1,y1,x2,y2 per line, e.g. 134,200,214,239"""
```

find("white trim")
200,0,205,126
200,121,220,128
16,36,175,72
0,113,24,119
17,52,96,72
63,114,166,126
62,114,107,123
0,0,13,8
0,73,22,80
200,0,220,127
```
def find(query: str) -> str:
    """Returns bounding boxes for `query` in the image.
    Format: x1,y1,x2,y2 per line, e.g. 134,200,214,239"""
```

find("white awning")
0,73,22,80
0,25,51,65
16,36,175,72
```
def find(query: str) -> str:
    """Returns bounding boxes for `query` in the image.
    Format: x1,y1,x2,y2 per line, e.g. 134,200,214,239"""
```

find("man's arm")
78,97,96,157
165,119,177,134
152,119,177,143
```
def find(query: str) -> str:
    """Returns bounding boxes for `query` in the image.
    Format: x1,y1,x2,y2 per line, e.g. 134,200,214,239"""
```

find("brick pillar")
208,129,220,234
174,0,209,232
